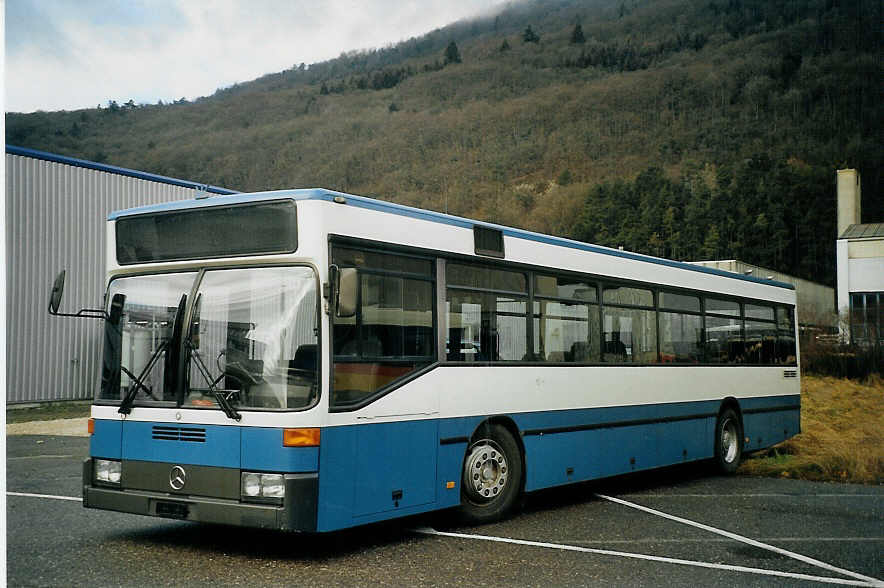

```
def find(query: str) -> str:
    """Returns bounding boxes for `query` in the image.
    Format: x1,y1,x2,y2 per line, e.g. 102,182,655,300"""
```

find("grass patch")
739,375,884,484
6,401,91,424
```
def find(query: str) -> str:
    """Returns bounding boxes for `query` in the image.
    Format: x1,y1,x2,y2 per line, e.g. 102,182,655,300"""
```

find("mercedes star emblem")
169,465,186,490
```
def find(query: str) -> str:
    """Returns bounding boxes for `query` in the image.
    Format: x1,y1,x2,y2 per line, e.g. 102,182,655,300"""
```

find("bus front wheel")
714,408,743,474
459,424,522,524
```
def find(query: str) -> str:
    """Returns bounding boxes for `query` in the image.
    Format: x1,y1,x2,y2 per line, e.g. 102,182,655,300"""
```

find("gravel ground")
6,417,90,437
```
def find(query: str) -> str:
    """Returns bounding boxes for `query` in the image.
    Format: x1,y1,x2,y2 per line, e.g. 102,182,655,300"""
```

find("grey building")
689,259,836,331
5,146,237,404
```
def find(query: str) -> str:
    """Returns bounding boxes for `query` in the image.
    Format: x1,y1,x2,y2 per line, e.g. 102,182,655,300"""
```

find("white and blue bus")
51,188,800,532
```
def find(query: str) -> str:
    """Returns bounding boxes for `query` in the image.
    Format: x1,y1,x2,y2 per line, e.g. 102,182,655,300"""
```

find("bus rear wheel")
459,424,522,524
714,408,743,474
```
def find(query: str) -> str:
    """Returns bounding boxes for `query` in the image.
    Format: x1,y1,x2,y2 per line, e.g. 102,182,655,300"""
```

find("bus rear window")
116,201,297,264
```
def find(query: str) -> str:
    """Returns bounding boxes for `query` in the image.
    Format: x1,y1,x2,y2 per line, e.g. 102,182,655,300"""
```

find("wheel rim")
721,418,739,463
464,440,508,502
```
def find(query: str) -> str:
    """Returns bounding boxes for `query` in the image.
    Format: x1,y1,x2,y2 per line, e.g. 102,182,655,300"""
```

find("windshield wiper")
117,343,166,414
119,294,186,415
183,294,242,421
186,340,242,421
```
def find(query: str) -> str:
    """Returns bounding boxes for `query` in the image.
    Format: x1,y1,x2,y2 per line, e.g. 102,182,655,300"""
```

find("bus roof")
108,188,796,291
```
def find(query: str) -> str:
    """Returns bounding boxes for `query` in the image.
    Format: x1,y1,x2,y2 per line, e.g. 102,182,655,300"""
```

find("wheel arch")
468,416,526,491
718,397,744,432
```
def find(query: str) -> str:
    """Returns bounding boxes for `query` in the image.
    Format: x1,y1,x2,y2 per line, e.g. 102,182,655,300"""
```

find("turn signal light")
87,418,95,435
283,428,320,447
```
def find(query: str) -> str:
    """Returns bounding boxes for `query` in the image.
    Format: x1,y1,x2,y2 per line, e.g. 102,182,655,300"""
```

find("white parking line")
619,493,882,498
596,493,882,586
415,528,877,587
7,492,82,502
568,537,884,545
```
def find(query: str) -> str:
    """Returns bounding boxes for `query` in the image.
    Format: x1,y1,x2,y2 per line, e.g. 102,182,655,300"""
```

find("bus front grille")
152,426,207,442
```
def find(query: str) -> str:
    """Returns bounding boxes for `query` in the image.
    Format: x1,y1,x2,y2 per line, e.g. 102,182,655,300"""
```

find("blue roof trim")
107,187,795,291
5,145,239,195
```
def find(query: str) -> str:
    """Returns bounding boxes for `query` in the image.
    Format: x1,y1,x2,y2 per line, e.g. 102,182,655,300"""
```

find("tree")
444,41,462,65
702,225,721,260
500,39,511,52
571,23,585,44
523,26,540,44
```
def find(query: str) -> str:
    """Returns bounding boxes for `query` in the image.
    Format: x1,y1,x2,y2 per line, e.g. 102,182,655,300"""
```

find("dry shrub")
739,375,884,484
800,336,882,379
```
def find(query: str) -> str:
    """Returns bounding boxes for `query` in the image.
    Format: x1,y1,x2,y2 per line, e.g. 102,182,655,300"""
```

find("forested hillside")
7,0,882,286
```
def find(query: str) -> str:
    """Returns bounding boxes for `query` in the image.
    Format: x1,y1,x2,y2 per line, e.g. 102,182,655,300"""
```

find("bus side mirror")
336,268,357,318
47,270,106,320
49,271,66,315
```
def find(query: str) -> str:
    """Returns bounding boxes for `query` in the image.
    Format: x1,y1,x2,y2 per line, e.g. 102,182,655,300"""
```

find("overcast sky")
5,0,505,113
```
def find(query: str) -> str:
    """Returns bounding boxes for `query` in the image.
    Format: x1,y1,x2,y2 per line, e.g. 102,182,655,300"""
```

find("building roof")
6,145,239,195
840,223,884,239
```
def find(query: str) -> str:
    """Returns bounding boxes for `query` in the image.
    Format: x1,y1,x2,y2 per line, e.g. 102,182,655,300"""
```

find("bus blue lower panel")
318,395,799,531
90,418,122,459
740,395,801,453
512,400,720,491
92,394,798,532
121,422,241,467
521,419,713,491
241,428,319,472
96,422,319,472
317,419,440,532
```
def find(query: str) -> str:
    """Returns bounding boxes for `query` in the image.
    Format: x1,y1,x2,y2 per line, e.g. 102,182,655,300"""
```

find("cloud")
5,0,505,113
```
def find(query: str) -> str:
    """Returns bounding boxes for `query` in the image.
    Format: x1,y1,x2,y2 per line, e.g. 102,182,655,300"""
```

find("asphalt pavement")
6,430,883,587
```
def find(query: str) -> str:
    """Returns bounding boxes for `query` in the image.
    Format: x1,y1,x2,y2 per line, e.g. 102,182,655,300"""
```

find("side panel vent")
152,425,207,442
783,369,798,378
474,225,505,258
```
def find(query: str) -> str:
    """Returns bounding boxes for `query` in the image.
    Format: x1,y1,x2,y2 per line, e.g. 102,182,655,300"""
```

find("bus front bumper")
82,460,318,532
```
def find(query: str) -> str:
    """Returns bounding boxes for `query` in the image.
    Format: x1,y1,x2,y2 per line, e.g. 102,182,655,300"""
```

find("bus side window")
330,247,436,408
446,264,528,363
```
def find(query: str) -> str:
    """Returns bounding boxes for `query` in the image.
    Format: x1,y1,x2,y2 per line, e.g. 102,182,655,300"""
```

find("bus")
50,188,800,532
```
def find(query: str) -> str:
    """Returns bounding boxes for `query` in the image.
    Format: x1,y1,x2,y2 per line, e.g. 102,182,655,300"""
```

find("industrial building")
5,145,237,404
835,169,883,346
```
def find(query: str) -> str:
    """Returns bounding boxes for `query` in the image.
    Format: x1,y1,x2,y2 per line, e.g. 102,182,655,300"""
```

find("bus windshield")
101,266,319,411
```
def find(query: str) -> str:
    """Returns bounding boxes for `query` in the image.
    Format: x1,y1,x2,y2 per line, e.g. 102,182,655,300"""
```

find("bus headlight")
241,472,285,502
94,459,121,485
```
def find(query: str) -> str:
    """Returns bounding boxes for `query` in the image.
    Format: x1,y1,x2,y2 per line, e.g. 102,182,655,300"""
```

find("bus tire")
714,408,743,474
459,424,522,524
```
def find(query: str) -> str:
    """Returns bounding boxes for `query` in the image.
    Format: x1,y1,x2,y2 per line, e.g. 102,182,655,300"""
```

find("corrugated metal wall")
5,153,208,403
